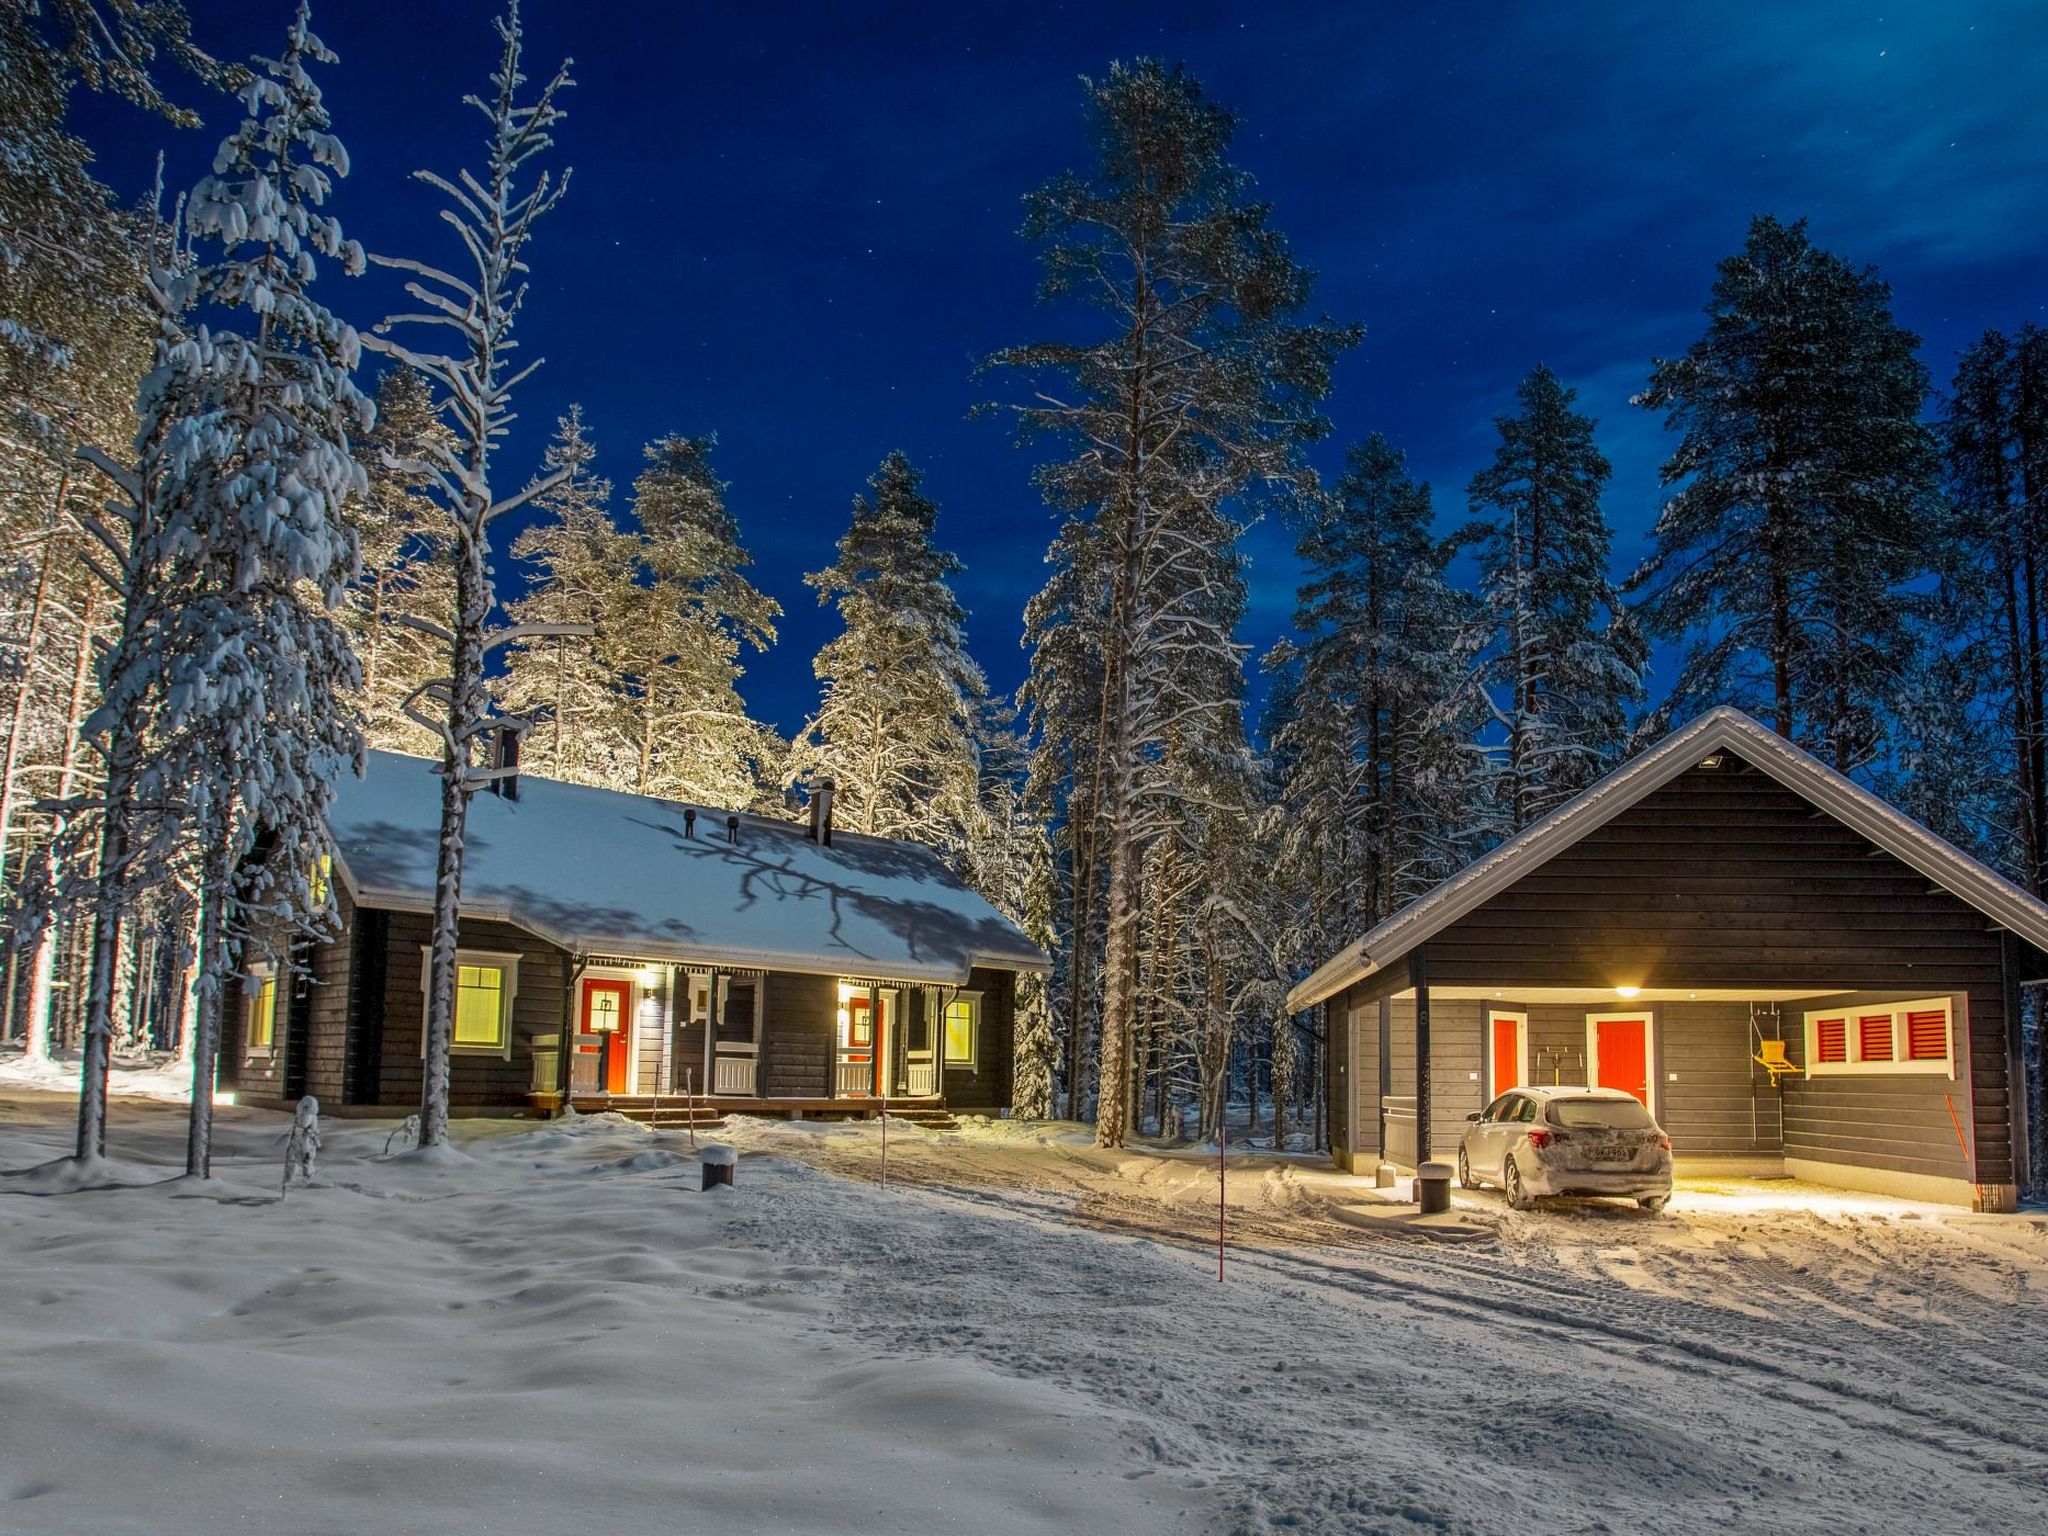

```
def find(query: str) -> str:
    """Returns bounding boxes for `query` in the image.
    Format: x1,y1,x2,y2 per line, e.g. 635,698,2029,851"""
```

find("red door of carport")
1595,1017,1650,1106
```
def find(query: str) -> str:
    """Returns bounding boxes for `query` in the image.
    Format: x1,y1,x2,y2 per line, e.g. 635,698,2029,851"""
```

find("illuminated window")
1803,997,1954,1077
419,948,521,1058
308,854,333,908
944,992,980,1069
455,964,508,1047
245,969,277,1054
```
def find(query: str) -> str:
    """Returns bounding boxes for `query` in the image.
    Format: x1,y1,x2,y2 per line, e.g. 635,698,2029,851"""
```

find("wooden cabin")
1291,707,2048,1211
220,752,1046,1125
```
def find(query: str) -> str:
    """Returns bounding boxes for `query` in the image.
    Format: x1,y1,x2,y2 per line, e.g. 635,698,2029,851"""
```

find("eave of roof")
1285,706,2048,1013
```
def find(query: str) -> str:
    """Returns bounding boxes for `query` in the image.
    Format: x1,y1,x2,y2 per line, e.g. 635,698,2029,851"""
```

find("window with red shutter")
1815,1017,1847,1063
1905,1008,1948,1062
1858,1013,1895,1062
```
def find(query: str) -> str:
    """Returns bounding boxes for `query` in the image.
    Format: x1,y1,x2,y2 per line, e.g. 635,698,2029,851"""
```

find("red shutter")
1858,1013,1895,1063
1905,1008,1948,1062
1815,1017,1847,1063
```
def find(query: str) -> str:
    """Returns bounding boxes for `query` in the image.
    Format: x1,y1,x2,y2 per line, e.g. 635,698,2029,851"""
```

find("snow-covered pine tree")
363,0,575,1150
344,366,458,755
1461,366,1643,833
1268,435,1477,960
501,406,627,786
131,1,368,1178
1628,216,1939,772
997,61,1357,1148
609,433,780,808
1942,327,2048,893
786,451,986,855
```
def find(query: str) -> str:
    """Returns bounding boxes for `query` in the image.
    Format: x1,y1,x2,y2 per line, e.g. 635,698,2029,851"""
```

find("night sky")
75,2,2048,735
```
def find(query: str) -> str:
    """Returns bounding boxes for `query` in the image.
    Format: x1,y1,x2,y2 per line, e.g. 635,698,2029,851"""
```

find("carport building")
1289,708,2048,1211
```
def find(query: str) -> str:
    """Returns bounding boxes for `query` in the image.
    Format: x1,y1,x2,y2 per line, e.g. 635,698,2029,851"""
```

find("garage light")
1615,985,1642,999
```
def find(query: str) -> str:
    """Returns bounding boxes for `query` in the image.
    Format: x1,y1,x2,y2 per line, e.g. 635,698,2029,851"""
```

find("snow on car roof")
326,751,1049,983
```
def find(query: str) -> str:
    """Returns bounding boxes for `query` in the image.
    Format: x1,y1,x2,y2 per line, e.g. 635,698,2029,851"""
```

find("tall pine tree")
1629,216,1937,771
997,60,1356,1146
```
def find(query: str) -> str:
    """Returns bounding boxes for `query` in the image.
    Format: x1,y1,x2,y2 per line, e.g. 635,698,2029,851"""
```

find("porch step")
573,1095,727,1130
884,1106,959,1131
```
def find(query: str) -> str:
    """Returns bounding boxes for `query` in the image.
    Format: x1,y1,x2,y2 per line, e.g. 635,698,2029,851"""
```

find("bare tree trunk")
185,833,231,1178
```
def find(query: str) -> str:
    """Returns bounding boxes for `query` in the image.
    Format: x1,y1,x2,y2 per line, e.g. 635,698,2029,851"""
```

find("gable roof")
1286,706,2048,1013
327,751,1048,983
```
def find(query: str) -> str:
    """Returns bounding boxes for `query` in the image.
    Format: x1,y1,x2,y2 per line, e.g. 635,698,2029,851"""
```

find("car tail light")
1527,1129,1568,1149
1657,1132,1672,1150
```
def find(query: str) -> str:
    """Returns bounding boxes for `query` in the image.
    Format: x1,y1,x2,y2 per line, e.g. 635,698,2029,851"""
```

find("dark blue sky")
80,2,2048,735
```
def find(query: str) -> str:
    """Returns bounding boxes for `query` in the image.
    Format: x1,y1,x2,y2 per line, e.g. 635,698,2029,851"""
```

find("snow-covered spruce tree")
363,0,575,1150
996,61,1356,1148
343,365,458,755
786,451,986,854
1460,366,1643,833
133,2,367,1178
500,407,629,786
609,433,780,808
1627,216,1938,772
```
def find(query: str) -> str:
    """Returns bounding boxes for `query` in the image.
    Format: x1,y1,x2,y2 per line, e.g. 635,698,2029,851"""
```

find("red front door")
1490,1012,1525,1100
1594,1016,1650,1107
582,980,632,1093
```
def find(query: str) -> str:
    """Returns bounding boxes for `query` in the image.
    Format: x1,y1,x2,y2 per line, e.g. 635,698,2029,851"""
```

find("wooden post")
1378,994,1392,1160
1411,950,1431,1171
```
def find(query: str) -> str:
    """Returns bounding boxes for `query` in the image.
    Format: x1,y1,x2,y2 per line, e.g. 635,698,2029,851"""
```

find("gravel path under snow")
4,1094,2047,1534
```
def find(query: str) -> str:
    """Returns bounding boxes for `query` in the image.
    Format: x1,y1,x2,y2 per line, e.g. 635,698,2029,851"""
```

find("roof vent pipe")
810,777,837,846
684,807,696,839
726,814,739,846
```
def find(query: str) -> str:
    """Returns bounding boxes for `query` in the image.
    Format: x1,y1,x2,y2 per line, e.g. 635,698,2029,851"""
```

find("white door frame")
1585,1010,1657,1116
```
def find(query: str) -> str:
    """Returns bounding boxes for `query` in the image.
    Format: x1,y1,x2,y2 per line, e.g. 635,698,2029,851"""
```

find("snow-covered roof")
1286,706,2048,1013
327,752,1049,983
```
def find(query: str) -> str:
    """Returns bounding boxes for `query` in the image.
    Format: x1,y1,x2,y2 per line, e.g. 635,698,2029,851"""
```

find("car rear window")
1548,1097,1654,1129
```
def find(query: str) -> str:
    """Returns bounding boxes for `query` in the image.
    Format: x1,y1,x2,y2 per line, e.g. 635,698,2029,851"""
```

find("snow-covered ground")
5,1094,2048,1535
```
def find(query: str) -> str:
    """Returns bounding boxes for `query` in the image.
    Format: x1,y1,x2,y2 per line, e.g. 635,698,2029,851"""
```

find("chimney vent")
684,807,697,839
815,777,836,846
725,813,739,846
490,720,527,801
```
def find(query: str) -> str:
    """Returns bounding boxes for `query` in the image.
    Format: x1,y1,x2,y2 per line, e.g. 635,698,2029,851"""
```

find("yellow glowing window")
454,964,507,1047
246,972,277,1052
944,995,979,1068
308,854,332,907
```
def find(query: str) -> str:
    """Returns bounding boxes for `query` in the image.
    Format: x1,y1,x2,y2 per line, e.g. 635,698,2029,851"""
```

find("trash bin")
700,1145,737,1190
1415,1159,1453,1215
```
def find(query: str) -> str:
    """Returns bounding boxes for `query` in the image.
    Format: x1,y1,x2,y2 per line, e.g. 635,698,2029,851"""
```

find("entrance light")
1615,985,1642,999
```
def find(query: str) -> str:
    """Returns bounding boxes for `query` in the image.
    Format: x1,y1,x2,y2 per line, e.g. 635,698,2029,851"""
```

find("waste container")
701,1145,737,1190
1415,1159,1453,1215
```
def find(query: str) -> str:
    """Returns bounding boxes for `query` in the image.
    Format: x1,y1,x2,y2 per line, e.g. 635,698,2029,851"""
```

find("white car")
1457,1085,1673,1212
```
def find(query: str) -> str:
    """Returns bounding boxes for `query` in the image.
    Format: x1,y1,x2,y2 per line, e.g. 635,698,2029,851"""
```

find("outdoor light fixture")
637,966,659,987
1616,985,1642,999
1699,752,1726,769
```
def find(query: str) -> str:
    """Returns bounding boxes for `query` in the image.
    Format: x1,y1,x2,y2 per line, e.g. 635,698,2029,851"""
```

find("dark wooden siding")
762,972,835,1098
943,966,1015,1111
343,907,388,1105
375,912,568,1110
298,887,354,1103
1408,753,2016,1186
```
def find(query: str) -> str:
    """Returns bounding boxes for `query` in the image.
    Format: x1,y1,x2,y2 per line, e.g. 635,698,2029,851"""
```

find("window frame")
417,947,523,1061
1802,996,1957,1079
942,989,982,1071
243,964,278,1059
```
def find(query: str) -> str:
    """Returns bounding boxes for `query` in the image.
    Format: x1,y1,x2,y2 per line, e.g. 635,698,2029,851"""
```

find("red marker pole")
880,1100,888,1189
1218,1114,1226,1283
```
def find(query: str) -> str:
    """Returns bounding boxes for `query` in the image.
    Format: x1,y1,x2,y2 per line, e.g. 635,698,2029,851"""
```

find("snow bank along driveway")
7,1099,2048,1535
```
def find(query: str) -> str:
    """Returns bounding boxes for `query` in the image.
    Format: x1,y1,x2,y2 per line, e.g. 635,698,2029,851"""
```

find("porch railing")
712,1057,756,1097
904,1061,937,1097
569,1053,602,1094
836,1060,873,1097
1381,1095,1418,1168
